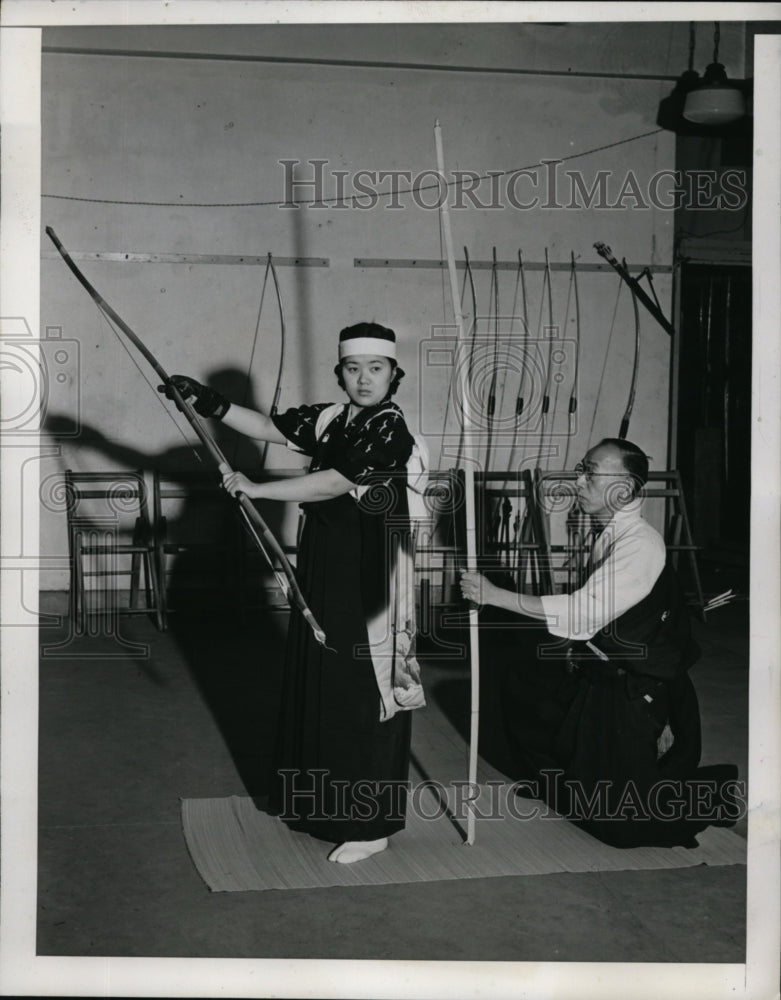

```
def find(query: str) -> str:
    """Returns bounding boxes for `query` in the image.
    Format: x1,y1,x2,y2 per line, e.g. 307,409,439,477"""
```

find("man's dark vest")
584,559,700,679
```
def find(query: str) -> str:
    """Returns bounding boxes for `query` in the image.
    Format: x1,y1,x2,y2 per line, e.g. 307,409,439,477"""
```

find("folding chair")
64,469,163,633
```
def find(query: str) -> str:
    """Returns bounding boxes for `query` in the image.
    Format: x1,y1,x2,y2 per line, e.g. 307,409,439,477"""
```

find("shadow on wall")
43,367,292,794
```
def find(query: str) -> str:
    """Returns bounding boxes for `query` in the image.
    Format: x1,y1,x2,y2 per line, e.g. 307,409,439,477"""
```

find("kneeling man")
461,438,740,848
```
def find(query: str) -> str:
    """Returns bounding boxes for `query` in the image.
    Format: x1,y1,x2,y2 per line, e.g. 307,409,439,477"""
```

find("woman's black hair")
339,320,396,347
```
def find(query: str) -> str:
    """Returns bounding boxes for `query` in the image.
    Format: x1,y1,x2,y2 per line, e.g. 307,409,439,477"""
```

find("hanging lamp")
683,23,746,125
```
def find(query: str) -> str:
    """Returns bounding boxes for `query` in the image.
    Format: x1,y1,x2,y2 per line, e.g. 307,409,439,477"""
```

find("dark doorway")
675,261,752,560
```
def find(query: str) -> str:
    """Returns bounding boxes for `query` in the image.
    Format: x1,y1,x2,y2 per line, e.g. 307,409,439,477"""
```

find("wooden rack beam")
354,257,671,273
42,252,329,267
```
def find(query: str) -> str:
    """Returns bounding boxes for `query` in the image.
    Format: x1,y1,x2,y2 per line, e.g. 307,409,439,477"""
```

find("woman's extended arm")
220,403,288,444
221,466,355,503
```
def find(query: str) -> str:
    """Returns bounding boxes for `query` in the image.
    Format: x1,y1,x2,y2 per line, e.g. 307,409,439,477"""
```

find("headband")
338,337,397,360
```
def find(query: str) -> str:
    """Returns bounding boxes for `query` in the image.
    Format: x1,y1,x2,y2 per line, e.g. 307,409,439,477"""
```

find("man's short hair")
598,438,649,497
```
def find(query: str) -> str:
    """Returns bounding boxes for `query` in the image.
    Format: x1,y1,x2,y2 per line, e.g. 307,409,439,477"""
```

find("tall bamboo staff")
434,120,481,846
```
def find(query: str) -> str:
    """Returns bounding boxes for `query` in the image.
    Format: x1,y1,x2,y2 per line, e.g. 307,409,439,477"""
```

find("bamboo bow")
620,282,641,441
592,241,649,441
46,226,327,647
434,121,481,846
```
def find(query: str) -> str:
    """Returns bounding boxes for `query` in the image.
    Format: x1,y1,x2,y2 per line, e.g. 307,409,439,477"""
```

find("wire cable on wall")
43,127,664,209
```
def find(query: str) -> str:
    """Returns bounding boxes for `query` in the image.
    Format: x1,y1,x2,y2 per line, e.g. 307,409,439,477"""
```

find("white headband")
339,337,396,360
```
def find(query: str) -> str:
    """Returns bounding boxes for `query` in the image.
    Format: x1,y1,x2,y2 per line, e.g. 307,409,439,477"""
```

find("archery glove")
158,374,231,419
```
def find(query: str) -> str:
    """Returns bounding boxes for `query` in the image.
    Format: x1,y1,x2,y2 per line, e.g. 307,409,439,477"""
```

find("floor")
36,586,749,964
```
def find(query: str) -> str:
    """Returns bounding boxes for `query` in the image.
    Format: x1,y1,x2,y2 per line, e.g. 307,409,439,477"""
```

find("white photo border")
1,3,778,997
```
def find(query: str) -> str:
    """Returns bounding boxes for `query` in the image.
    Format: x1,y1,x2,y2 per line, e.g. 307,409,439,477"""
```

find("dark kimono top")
272,400,414,489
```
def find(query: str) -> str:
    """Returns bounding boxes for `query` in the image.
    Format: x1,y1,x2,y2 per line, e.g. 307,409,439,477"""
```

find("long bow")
563,251,580,470
536,248,555,469
46,225,327,647
505,249,529,479
594,240,673,336
620,279,641,440
260,253,286,467
455,245,478,471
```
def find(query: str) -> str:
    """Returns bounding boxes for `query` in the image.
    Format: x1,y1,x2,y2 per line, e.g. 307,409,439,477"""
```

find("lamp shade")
682,62,746,125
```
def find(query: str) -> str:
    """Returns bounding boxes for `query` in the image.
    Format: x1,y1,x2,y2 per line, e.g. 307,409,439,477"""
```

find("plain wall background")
38,21,747,587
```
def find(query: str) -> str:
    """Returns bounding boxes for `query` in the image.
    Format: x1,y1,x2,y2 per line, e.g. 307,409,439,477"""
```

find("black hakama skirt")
268,492,411,843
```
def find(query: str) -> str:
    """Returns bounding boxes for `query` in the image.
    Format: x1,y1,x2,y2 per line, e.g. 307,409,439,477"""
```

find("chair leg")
154,520,168,631
73,532,85,635
143,549,153,610
157,551,168,631
155,556,168,632
129,551,141,609
68,527,78,635
144,551,165,631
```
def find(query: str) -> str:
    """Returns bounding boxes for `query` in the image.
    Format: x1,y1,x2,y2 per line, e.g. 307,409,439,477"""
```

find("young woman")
163,322,424,863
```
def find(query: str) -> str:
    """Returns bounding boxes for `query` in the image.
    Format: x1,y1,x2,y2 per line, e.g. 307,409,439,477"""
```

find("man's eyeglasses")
574,462,626,483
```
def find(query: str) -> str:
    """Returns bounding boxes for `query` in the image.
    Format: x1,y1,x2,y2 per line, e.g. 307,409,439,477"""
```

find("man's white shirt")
539,500,666,641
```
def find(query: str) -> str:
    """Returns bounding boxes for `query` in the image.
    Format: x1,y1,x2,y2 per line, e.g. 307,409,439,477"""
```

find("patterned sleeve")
331,407,414,485
270,403,332,456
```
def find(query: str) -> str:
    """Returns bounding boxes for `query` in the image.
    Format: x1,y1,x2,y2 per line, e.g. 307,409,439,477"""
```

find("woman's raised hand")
157,375,231,419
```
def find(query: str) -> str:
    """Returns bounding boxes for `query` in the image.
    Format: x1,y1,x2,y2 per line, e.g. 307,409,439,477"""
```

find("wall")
38,21,747,587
